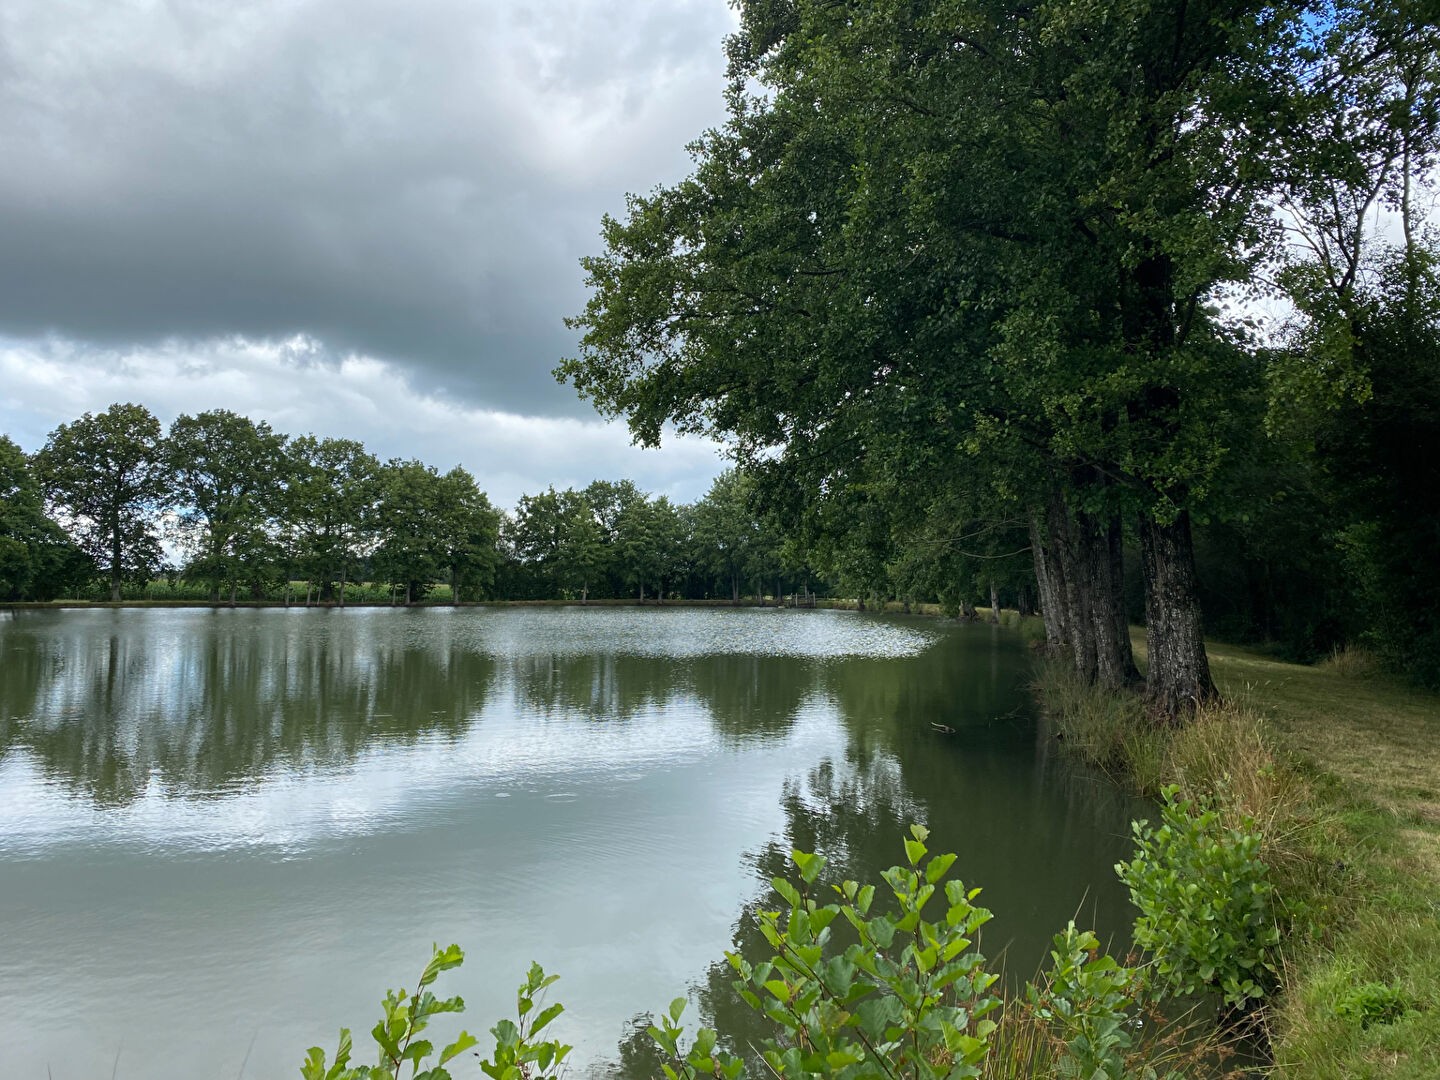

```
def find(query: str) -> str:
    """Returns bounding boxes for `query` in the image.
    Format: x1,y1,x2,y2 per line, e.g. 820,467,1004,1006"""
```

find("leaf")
531,1002,565,1036
440,1032,479,1065
925,853,957,884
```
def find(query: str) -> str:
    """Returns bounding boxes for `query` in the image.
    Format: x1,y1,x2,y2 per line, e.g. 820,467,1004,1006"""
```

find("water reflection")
0,609,921,806
0,611,495,805
0,607,1142,1080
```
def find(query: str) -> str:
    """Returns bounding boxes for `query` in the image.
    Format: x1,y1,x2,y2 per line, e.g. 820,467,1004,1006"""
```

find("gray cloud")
0,0,732,413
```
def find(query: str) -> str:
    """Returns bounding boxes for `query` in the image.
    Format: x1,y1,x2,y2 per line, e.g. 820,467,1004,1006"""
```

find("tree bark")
989,581,1000,623
1139,511,1217,721
1030,511,1068,651
1037,488,1140,689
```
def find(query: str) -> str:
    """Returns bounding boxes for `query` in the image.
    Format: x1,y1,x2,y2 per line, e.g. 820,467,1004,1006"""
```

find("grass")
1035,632,1440,1079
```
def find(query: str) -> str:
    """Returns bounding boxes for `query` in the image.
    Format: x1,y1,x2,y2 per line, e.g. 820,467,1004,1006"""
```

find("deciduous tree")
36,403,170,601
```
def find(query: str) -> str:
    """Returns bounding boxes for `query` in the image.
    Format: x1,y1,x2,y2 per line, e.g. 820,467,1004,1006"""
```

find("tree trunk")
110,522,122,602
989,581,1000,623
229,581,237,607
339,569,347,607
405,582,412,606
1030,511,1068,650
451,568,460,606
1038,488,1140,689
1139,511,1217,721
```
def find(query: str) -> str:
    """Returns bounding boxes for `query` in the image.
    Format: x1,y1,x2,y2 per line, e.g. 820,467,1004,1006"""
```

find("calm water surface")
0,607,1143,1079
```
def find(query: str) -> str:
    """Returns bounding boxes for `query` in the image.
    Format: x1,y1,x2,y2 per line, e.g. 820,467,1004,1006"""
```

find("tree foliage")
34,402,171,601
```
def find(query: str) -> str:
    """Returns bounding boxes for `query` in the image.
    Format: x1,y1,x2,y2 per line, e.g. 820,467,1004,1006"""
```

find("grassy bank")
1036,637,1440,1078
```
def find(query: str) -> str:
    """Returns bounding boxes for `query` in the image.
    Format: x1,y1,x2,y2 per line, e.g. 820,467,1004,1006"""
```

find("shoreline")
1034,634,1440,1077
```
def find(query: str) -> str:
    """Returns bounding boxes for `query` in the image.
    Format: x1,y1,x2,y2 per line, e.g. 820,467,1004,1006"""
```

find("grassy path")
1202,643,1440,1078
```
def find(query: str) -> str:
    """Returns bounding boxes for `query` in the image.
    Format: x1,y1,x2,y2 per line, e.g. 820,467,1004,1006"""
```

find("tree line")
561,0,1440,713
2,405,852,608
1,404,502,605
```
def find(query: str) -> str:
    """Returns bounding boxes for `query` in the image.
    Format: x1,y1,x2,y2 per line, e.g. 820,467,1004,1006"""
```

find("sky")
0,0,736,510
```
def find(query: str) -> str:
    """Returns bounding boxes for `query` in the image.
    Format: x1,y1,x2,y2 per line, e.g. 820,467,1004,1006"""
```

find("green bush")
654,825,1002,1080
1026,924,1137,1080
1116,785,1280,1009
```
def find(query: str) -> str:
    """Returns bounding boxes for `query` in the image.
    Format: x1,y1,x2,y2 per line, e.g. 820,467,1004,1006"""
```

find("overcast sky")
0,0,735,509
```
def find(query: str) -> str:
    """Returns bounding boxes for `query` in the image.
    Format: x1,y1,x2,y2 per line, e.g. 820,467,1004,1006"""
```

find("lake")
0,606,1143,1078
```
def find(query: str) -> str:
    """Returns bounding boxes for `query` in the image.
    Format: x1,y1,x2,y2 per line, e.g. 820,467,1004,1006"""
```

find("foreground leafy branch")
304,814,1277,1079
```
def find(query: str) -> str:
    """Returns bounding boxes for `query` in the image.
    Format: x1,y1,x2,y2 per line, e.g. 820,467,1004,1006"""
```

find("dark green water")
0,607,1143,1078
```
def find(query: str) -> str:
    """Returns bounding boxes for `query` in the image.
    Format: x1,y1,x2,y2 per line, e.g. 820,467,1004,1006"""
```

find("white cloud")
0,333,726,509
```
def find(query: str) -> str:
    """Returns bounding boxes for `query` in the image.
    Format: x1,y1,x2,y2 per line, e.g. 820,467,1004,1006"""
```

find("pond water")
0,606,1144,1079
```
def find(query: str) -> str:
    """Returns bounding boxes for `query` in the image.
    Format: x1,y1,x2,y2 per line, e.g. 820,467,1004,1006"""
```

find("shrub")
654,825,1002,1080
1025,924,1137,1080
1117,785,1281,1009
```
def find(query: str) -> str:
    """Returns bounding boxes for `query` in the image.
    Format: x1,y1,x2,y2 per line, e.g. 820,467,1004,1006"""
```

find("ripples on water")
0,606,1140,1080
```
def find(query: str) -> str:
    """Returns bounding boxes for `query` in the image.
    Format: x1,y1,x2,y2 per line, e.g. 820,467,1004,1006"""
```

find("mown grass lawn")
1202,643,1440,1079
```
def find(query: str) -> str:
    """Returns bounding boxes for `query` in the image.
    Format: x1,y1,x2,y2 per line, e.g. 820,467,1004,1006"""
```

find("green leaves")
478,963,572,1080
300,826,1173,1080
1117,785,1281,1008
657,827,1001,1080
298,944,480,1080
1027,923,1139,1080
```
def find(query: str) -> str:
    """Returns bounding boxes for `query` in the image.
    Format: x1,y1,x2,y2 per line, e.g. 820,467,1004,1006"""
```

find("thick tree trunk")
1036,489,1140,689
229,582,237,607
1139,512,1217,721
339,569,346,607
989,582,1000,624
451,568,460,606
405,582,412,606
730,573,740,605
